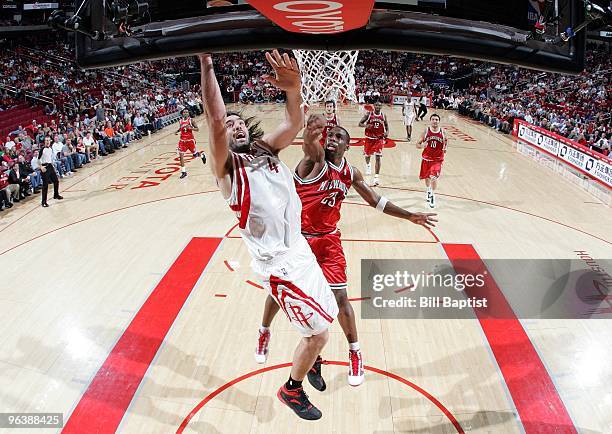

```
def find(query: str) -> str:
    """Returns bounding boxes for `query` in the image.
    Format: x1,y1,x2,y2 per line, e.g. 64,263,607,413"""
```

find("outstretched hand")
303,114,325,146
262,50,301,93
408,212,438,228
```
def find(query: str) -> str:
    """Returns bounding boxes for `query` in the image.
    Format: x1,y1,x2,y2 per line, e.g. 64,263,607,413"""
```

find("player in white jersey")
402,98,417,141
199,50,337,421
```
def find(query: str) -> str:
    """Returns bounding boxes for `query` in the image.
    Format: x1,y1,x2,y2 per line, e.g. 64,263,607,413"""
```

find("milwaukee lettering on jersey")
247,0,374,34
318,179,349,195
422,127,446,162
295,158,353,235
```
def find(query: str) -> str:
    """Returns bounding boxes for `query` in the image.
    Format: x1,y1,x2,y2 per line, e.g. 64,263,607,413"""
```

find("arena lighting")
111,0,150,26
68,0,610,72
48,0,150,40
530,0,612,43
556,0,612,42
49,8,104,40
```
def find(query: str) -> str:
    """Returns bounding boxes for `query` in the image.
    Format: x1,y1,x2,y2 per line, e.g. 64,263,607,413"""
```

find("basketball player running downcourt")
358,101,388,186
417,113,447,208
199,50,337,421
175,108,206,178
256,114,437,389
402,96,417,141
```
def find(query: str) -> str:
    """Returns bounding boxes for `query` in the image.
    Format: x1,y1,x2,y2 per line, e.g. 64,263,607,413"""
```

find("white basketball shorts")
404,114,415,126
253,239,338,337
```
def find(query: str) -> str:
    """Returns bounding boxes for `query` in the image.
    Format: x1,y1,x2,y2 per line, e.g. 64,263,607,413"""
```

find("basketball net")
292,50,359,106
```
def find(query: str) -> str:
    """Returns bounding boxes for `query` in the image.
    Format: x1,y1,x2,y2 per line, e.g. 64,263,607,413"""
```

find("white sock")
374,174,379,178
349,342,360,351
181,167,186,173
260,326,270,333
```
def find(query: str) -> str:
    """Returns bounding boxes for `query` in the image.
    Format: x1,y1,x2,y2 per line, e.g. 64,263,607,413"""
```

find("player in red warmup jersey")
175,108,206,179
320,100,340,146
358,101,388,186
255,114,437,388
417,113,447,208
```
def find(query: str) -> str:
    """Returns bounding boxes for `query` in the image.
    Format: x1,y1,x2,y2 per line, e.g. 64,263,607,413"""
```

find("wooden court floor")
0,104,610,434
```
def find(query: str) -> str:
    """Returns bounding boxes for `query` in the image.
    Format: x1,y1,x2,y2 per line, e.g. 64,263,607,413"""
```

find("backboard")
73,0,587,73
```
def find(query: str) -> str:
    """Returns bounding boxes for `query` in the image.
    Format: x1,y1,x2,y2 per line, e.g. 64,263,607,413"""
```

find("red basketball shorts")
178,138,196,154
419,159,443,180
306,230,347,291
364,138,384,156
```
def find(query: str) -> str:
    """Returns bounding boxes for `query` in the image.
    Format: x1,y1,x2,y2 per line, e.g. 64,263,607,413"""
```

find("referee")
417,94,428,121
38,136,63,207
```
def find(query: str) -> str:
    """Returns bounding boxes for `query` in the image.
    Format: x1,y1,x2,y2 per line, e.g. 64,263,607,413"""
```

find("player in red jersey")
417,113,447,208
358,101,388,186
175,108,206,179
320,100,340,146
255,114,437,388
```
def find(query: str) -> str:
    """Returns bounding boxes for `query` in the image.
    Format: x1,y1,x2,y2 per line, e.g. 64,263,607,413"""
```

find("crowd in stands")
451,45,611,156
1,38,609,211
0,41,203,212
187,47,610,156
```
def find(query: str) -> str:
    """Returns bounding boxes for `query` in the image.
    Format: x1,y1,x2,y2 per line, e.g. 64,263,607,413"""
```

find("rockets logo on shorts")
286,303,314,329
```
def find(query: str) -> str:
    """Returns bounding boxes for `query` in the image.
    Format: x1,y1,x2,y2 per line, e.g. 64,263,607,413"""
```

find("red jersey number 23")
321,191,338,207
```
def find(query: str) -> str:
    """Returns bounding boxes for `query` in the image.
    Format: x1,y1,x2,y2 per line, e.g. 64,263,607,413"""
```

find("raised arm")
261,50,304,152
351,167,437,228
295,114,326,179
199,54,230,179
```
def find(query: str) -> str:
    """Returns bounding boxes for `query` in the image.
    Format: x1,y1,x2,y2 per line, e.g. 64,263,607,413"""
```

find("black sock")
286,376,302,390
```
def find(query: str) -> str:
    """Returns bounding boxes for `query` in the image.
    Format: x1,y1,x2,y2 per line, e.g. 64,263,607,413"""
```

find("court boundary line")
0,189,219,257
62,237,222,434
2,181,606,259
114,237,227,433
62,127,179,193
442,243,577,434
176,361,465,434
60,235,196,431
225,200,440,244
58,229,579,433
0,128,179,235
378,186,610,245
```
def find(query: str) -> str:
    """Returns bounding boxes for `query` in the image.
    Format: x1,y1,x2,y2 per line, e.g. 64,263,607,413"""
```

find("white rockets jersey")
226,143,304,265
403,100,416,116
